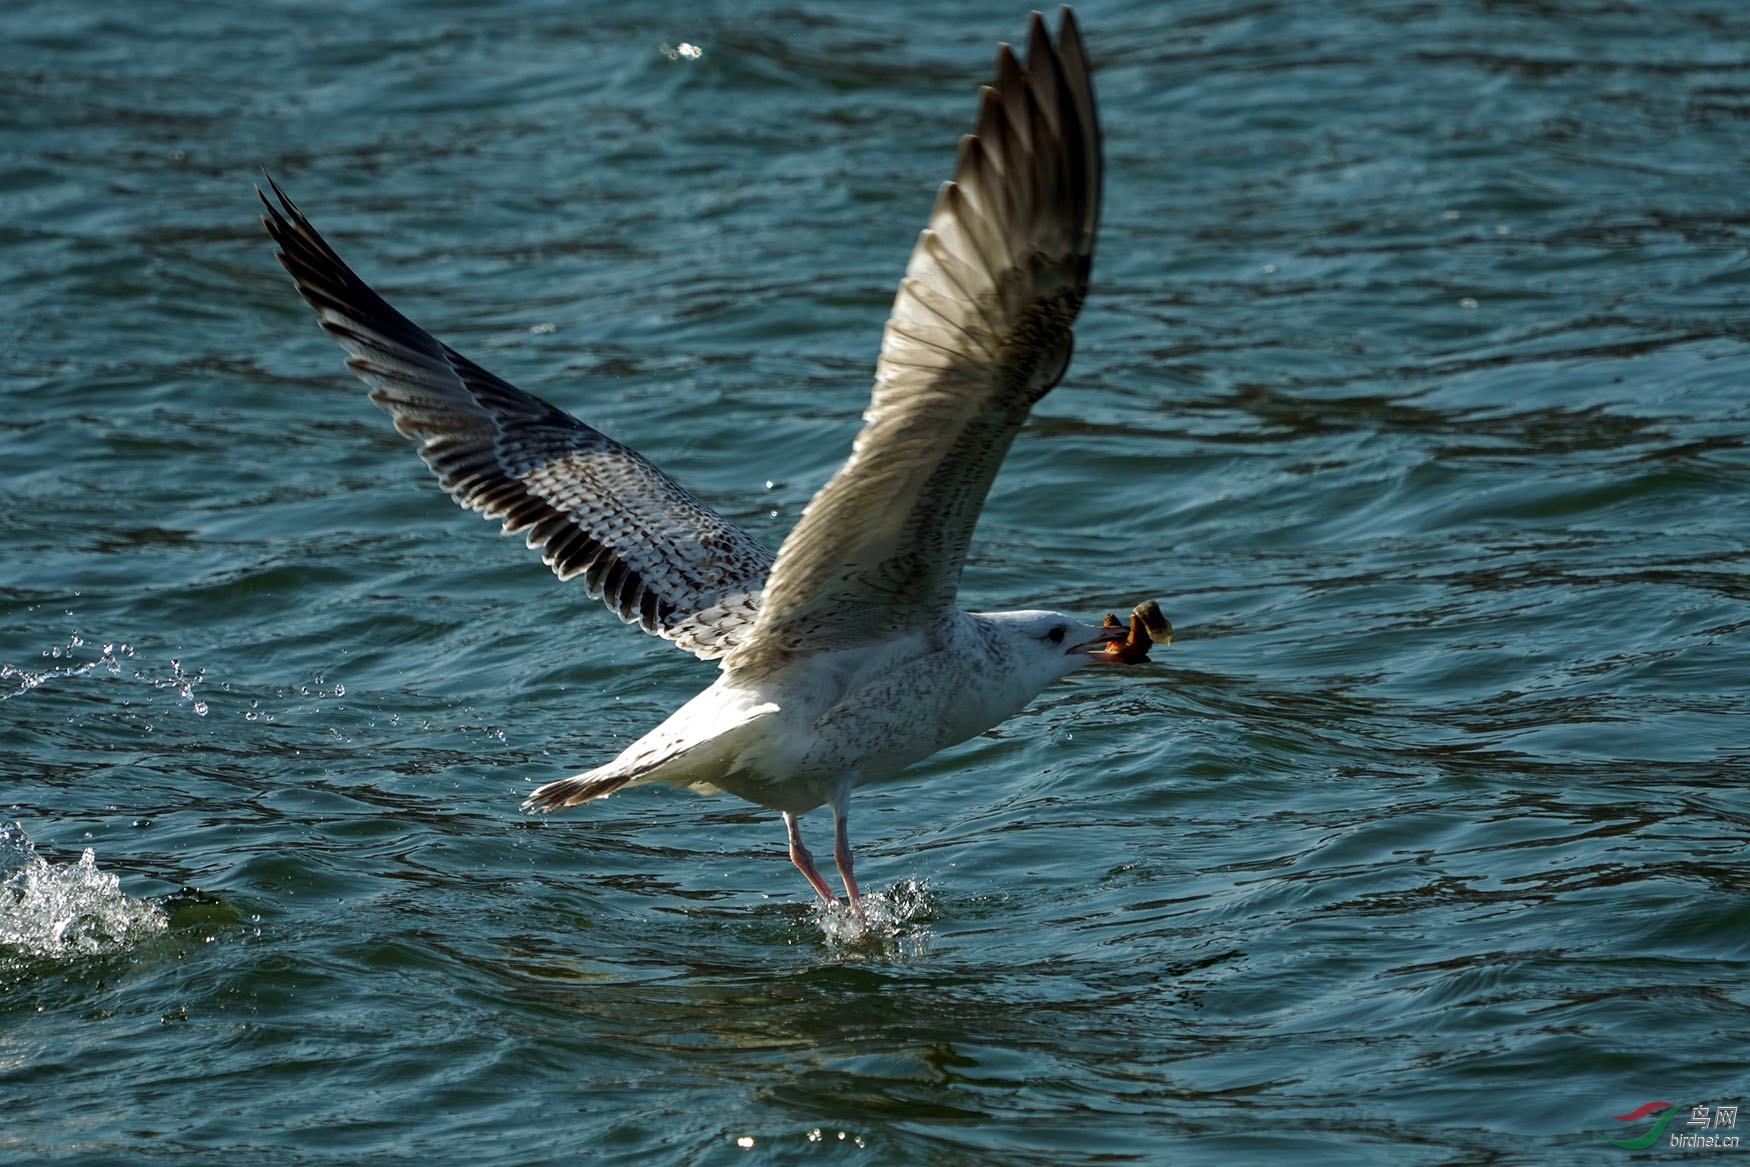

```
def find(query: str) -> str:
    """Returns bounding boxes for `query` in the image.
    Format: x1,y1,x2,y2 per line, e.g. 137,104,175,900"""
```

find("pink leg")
832,802,861,912
784,811,838,905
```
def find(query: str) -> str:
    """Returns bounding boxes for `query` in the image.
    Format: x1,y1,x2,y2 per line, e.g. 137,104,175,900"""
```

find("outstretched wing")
728,8,1101,675
260,180,773,660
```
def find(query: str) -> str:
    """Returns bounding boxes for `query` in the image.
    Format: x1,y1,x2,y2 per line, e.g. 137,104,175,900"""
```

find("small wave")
0,824,167,960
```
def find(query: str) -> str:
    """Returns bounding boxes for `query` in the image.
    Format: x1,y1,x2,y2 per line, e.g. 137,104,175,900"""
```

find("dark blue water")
3,1,1747,1162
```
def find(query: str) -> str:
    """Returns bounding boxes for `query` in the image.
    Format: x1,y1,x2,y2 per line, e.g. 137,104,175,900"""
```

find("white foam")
814,877,936,958
0,824,167,960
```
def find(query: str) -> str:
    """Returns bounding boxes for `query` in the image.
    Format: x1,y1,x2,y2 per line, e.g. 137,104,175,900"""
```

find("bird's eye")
1047,625,1067,644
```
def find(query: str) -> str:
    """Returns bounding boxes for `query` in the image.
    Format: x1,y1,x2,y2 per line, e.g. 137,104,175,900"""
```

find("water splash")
0,634,208,715
814,877,935,959
0,824,167,960
0,634,132,701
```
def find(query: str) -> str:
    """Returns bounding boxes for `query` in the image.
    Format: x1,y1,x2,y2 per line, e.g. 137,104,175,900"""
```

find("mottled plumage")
259,186,772,659
262,8,1152,911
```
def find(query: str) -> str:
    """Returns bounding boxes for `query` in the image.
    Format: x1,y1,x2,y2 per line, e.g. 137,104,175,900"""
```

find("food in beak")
1100,600,1172,663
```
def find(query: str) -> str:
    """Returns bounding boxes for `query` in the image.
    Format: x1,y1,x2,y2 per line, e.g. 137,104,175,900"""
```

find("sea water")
2,0,1747,1162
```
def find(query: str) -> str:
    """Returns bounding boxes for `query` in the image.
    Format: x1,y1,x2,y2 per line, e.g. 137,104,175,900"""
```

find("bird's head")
974,607,1162,692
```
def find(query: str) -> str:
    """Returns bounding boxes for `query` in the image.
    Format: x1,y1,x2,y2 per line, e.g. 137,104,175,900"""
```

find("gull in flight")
260,7,1167,911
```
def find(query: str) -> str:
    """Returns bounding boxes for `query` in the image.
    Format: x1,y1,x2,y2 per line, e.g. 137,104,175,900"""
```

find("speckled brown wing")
729,8,1101,676
259,180,772,660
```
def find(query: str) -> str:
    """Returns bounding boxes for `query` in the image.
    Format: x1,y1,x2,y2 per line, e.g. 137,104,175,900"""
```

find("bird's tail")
522,696,778,814
522,766,640,812
523,740,703,810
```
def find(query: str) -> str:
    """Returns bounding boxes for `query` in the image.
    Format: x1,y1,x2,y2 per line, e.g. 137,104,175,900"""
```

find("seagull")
260,6,1166,911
